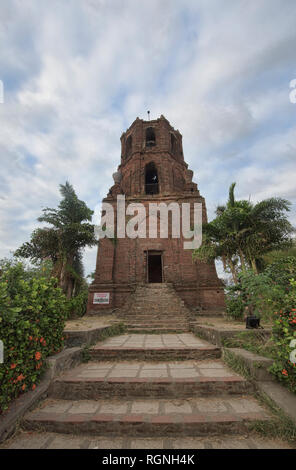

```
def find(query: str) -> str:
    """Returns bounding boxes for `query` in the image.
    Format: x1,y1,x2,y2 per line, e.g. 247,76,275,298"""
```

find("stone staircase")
117,283,191,333
15,332,277,449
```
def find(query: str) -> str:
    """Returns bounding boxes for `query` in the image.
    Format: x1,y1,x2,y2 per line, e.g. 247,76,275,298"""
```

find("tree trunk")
66,279,73,299
238,248,246,271
66,254,75,299
228,258,238,283
221,255,227,271
250,258,258,274
58,254,75,298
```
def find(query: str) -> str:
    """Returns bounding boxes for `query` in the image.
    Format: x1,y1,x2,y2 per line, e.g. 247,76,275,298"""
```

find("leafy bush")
0,261,68,412
225,289,245,320
269,279,296,393
265,257,296,287
67,288,88,318
224,258,296,393
222,330,276,358
226,267,286,321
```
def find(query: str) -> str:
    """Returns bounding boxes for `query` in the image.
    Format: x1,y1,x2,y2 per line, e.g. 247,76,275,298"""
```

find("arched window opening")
146,127,156,147
171,133,177,154
126,135,132,158
145,162,159,194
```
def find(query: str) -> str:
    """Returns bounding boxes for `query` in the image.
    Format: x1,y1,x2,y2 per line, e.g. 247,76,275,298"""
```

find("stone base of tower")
87,281,225,316
87,282,134,315
174,283,225,311
197,286,225,310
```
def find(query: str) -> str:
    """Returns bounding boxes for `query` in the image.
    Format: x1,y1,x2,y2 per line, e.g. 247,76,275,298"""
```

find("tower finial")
147,110,150,121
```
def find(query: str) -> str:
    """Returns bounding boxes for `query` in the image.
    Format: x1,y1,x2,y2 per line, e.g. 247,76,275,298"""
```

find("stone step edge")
191,324,272,347
222,347,274,381
91,346,220,351
89,349,221,361
89,351,221,359
23,411,271,436
90,347,220,353
125,323,189,330
53,375,248,385
49,375,254,399
119,321,188,324
64,323,126,348
126,329,189,334
117,320,188,324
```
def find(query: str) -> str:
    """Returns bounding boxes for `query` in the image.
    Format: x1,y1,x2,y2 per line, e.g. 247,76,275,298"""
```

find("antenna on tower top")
147,110,150,121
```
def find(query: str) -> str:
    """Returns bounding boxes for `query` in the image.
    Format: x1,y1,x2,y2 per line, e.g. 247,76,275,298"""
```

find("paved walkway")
2,431,294,449
1,333,295,449
92,333,212,349
53,358,241,380
90,333,220,361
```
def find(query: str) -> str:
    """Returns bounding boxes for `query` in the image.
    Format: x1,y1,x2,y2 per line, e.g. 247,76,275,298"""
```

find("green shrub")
222,330,276,359
0,261,68,412
225,294,245,320
225,261,296,393
67,288,88,318
269,279,296,393
265,257,296,287
237,270,285,320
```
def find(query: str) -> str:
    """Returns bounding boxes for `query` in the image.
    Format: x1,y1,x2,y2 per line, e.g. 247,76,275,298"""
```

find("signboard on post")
93,293,110,304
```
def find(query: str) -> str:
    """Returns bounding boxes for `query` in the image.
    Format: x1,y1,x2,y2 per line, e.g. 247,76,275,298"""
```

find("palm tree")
193,208,240,283
15,182,97,298
262,240,296,266
193,183,294,282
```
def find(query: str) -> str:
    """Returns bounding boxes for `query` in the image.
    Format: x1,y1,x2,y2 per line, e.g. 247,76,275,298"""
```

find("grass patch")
221,330,275,359
81,322,126,363
193,328,213,342
96,322,126,341
249,391,296,443
223,349,296,443
222,348,252,380
81,345,91,363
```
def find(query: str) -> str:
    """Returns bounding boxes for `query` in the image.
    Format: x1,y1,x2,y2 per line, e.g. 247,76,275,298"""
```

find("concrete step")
126,327,189,334
125,310,184,314
123,322,188,327
49,359,253,399
120,321,188,326
90,347,220,361
128,298,180,302
122,307,186,312
23,396,271,436
89,333,221,361
120,284,193,329
119,314,188,319
124,324,188,328
197,311,226,318
2,431,293,449
122,318,187,322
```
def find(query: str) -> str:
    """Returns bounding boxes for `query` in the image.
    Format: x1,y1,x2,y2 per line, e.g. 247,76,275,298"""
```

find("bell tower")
117,115,195,197
87,115,225,314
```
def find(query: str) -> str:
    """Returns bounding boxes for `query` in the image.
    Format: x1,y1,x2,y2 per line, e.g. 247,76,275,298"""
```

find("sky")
0,0,296,278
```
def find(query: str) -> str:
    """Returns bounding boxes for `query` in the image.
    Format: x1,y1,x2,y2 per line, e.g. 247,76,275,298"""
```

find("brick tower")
87,115,224,315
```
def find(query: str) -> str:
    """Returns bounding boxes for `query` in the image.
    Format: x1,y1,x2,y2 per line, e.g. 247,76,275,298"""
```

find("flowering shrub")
224,258,296,393
0,261,68,412
269,279,296,393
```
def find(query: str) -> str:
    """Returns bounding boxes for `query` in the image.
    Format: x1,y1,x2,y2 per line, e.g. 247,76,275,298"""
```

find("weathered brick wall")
87,116,225,314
